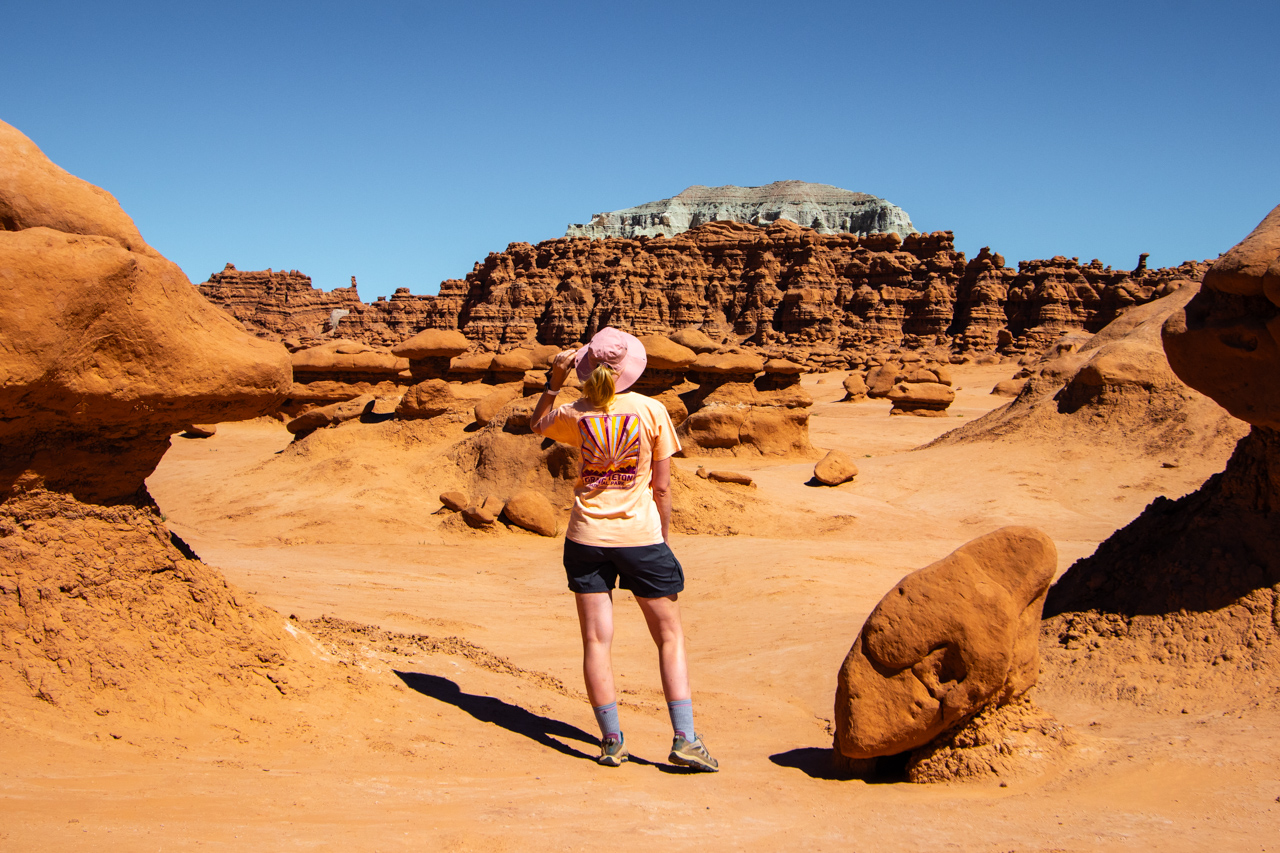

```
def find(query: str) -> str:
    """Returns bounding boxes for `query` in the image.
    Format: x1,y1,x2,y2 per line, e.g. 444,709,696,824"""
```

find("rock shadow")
769,747,908,783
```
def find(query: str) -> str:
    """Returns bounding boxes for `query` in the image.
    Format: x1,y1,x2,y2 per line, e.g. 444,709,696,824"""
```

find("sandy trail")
3,364,1276,851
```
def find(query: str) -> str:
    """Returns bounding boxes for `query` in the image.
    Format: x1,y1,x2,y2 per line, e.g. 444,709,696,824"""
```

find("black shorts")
563,538,685,599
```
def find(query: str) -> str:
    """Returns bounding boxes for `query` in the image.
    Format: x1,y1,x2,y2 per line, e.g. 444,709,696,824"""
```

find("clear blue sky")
5,1,1277,299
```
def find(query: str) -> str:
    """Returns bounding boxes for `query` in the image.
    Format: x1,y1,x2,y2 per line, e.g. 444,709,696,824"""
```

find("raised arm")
531,349,578,433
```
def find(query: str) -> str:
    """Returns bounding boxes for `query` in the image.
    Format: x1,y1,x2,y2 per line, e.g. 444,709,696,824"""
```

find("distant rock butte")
199,221,1205,355
565,181,916,241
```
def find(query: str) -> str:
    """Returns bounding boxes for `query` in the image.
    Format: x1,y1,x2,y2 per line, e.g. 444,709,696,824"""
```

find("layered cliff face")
564,181,916,240
198,266,447,346
200,220,1201,354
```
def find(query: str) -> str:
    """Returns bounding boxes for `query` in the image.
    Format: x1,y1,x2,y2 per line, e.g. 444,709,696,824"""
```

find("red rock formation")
199,221,1204,356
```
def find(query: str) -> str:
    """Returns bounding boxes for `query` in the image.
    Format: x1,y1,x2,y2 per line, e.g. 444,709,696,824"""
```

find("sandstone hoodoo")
834,527,1059,779
862,353,956,416
1039,204,1280,707
0,120,301,722
565,181,917,240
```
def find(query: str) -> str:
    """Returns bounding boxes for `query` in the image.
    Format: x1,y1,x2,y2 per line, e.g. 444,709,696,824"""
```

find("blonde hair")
582,364,616,411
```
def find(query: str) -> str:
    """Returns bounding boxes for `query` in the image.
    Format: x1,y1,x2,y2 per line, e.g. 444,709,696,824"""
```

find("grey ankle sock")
592,701,620,740
668,699,694,740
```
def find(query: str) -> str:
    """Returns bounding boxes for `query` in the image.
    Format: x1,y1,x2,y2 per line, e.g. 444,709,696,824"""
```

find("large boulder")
813,450,858,485
834,527,1057,762
396,379,460,420
0,121,291,503
502,490,558,536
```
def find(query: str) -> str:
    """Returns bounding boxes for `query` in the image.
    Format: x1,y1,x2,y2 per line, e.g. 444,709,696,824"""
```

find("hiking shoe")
598,734,628,767
669,733,719,772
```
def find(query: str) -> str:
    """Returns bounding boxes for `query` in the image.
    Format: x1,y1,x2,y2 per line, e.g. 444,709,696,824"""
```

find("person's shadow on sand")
395,670,665,767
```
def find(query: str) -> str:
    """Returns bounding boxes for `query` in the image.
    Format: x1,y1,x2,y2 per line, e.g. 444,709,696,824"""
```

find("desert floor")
2,363,1277,851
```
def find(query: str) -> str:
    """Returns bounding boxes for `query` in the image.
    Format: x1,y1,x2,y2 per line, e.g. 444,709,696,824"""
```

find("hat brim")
573,332,648,393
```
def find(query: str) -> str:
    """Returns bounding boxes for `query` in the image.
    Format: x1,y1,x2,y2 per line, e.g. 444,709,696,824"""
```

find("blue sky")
4,1,1277,299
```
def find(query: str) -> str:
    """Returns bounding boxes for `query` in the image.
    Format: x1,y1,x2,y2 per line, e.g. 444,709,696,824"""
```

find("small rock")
814,450,858,486
707,470,753,486
462,495,503,527
696,466,709,479
439,491,468,512
182,424,217,438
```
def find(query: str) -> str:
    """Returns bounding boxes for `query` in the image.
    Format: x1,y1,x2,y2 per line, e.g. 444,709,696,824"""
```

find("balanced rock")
491,350,534,373
291,340,407,374
502,490,558,536
887,381,956,416
392,328,470,360
842,373,869,402
834,527,1057,763
813,450,858,485
639,335,697,370
691,351,764,376
670,328,719,353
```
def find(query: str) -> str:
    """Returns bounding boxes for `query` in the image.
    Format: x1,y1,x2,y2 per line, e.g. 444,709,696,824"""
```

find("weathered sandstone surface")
200,222,1201,359
833,527,1058,774
1039,204,1280,709
0,120,305,723
565,181,916,240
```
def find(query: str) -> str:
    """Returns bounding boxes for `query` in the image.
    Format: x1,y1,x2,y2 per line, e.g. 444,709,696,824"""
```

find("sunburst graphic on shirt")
578,413,641,490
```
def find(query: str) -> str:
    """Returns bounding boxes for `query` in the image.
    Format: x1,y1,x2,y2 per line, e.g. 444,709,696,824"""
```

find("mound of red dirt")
0,490,308,723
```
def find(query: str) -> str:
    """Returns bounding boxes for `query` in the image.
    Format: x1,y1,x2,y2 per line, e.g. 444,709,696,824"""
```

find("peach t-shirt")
532,392,680,548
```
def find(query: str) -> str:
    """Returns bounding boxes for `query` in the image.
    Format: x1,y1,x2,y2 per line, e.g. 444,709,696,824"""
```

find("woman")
531,327,718,772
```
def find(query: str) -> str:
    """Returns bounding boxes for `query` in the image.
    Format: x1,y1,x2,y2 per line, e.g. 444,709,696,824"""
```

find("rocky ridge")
564,181,916,240
201,221,1203,361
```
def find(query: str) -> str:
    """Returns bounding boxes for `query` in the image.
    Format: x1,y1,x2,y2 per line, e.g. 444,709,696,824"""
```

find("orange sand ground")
3,364,1277,851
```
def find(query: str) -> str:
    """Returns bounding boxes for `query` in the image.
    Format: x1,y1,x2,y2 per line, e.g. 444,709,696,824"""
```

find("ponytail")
583,364,616,411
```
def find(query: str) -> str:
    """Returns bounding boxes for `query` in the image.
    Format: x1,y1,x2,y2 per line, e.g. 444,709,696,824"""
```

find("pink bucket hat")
573,327,647,392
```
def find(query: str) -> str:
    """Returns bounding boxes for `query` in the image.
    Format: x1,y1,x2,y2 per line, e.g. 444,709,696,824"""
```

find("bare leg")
635,594,690,703
575,591,616,707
